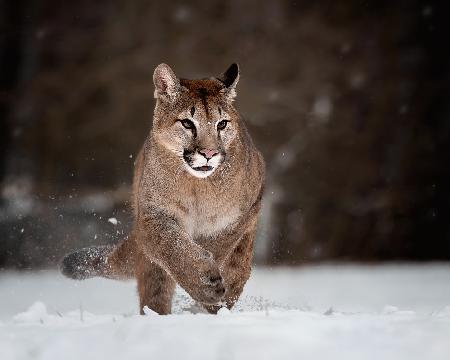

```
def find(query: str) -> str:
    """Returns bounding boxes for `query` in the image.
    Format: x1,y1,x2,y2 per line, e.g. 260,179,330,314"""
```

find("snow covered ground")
1,264,450,360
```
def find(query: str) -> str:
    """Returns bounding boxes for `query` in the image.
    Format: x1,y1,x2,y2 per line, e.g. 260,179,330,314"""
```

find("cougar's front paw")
176,255,226,305
197,267,226,304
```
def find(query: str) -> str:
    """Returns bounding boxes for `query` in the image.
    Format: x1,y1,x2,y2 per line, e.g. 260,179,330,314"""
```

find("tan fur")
61,63,265,315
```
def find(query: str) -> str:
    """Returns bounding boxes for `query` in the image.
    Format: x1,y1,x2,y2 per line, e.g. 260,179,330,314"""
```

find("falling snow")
108,217,118,226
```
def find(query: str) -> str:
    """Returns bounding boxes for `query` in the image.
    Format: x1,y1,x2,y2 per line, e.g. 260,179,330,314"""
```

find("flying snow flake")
108,218,118,226
173,6,191,23
399,104,409,114
312,95,333,123
423,6,433,17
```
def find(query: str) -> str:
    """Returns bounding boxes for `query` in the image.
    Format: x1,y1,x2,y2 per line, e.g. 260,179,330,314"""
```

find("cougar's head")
152,63,241,179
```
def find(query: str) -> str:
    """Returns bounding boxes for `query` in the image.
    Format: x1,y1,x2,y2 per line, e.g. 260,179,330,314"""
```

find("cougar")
61,63,265,314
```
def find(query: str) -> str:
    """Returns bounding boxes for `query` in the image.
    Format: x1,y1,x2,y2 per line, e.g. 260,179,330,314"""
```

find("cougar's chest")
181,195,240,239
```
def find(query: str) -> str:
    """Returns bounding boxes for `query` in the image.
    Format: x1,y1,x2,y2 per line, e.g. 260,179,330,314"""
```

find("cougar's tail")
60,237,136,280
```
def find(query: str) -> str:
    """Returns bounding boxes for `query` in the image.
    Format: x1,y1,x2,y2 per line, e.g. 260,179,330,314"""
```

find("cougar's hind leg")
105,236,137,279
136,254,176,315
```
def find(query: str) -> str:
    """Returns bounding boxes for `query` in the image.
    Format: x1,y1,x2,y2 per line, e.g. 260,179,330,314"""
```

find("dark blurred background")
1,0,450,268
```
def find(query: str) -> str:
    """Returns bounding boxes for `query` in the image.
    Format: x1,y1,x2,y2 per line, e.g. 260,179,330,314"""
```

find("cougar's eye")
217,120,229,131
180,119,195,130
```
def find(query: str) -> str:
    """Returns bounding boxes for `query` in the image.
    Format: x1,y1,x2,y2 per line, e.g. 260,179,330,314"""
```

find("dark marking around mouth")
193,165,213,172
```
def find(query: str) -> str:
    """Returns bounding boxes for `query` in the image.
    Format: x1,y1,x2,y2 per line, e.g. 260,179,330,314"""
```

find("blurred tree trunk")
0,0,39,190
0,0,22,191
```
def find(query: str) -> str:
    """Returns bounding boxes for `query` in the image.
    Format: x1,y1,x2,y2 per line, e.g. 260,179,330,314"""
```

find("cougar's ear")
153,63,181,102
217,63,240,101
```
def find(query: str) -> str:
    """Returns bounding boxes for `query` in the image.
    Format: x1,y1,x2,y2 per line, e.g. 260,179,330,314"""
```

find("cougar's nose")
199,148,219,159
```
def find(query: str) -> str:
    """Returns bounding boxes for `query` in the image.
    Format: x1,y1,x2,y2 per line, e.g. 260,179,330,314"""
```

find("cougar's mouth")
192,165,213,172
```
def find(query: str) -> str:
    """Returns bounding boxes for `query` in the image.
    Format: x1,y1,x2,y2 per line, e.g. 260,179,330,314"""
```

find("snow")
1,264,450,360
108,217,118,225
142,305,158,316
217,306,231,316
